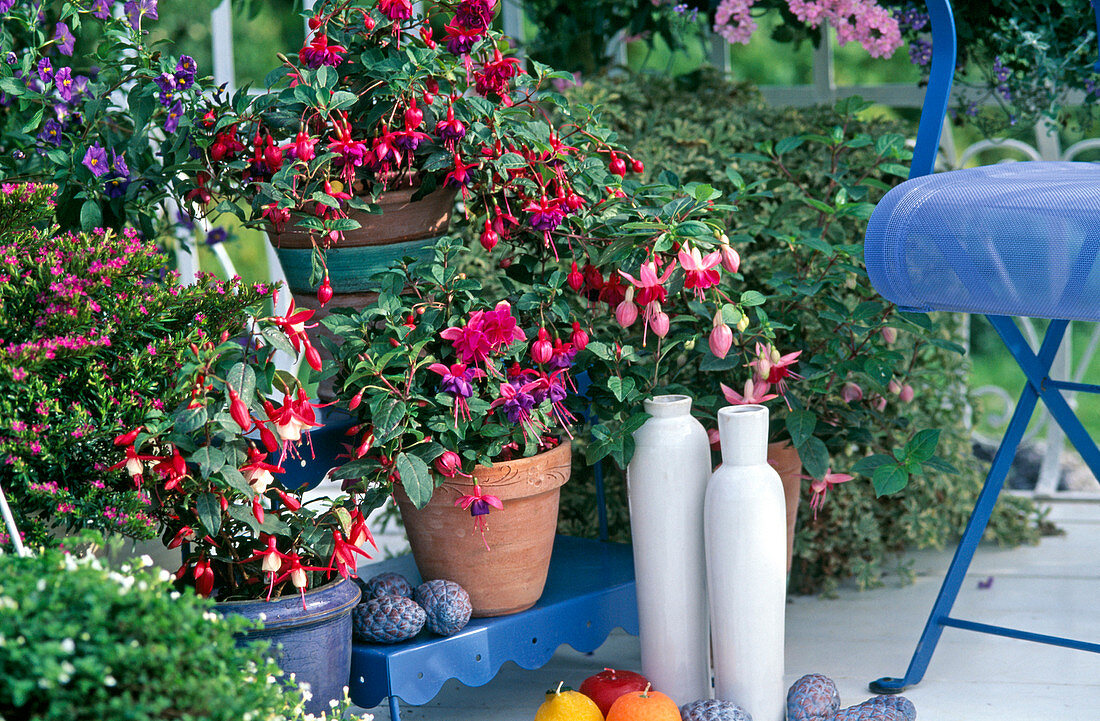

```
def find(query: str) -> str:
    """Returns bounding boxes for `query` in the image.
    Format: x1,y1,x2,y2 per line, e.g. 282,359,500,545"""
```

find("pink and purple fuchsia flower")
454,483,503,551
429,362,486,425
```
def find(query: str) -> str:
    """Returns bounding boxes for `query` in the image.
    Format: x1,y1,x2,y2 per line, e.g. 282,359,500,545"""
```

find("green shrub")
0,546,354,721
559,70,1042,592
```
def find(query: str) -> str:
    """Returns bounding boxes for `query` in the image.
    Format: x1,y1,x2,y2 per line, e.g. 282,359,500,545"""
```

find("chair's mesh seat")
865,161,1100,321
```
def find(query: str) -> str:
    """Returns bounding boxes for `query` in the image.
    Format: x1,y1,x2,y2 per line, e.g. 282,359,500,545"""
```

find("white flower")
36,579,46,591
139,554,153,567
104,675,117,687
60,638,74,654
259,612,267,621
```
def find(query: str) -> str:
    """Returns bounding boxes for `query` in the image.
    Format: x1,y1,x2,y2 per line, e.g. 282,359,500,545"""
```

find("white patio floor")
354,499,1100,720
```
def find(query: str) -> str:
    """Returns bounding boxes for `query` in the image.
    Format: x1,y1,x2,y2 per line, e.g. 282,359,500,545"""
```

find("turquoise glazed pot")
267,183,455,295
216,577,361,714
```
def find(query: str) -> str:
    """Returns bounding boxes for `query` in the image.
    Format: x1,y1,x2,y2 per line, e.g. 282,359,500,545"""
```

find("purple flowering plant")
0,1,215,239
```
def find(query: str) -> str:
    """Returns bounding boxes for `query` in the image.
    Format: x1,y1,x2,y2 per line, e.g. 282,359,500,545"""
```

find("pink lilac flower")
714,0,757,45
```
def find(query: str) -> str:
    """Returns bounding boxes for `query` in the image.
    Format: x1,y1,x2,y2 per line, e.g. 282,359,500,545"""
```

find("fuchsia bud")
349,388,365,410
404,100,423,129
881,326,898,344
317,276,334,307
707,427,721,450
615,288,638,328
841,382,864,403
571,321,589,351
305,343,322,372
632,159,645,174
276,489,302,511
900,384,915,403
253,496,265,524
609,154,626,177
648,301,669,338
567,262,584,292
709,309,733,359
113,426,142,446
874,395,888,411
260,424,279,453
531,328,553,364
228,388,251,431
719,242,740,274
888,379,902,395
479,219,498,251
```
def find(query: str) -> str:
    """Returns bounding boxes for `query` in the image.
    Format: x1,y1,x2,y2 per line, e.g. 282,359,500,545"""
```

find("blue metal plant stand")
349,535,637,719
862,0,1100,695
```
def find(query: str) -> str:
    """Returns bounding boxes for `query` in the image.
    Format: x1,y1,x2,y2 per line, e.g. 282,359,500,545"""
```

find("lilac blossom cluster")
713,0,902,59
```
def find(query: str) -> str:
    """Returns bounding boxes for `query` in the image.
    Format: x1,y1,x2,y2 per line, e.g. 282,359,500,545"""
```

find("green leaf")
174,406,208,434
373,399,407,443
786,410,816,449
395,452,434,508
739,290,766,307
218,466,254,498
197,493,221,537
227,362,257,406
872,463,909,496
850,453,895,475
797,435,829,479
261,326,297,357
193,446,226,480
80,200,102,232
775,136,804,155
906,429,941,464
585,341,614,360
606,376,635,403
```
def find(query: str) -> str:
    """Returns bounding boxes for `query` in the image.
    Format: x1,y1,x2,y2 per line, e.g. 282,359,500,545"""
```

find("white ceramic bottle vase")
626,394,712,705
705,404,787,721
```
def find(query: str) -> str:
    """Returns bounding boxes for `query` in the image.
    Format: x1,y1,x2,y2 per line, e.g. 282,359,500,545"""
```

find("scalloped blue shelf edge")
349,535,638,709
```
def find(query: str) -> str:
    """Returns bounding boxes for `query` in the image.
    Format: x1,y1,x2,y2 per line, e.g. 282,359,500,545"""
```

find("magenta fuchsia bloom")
327,114,369,184
809,468,854,519
455,483,503,550
709,313,734,359
265,389,328,463
456,0,496,29
429,362,486,424
299,34,347,68
441,319,493,367
490,379,545,436
474,47,522,97
443,18,484,54
378,0,414,21
480,301,526,350
678,247,722,298
720,378,778,405
619,259,674,306
435,105,466,144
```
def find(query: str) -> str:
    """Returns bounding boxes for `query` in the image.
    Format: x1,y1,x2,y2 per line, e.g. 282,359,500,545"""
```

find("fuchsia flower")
678,247,722,299
327,113,369,183
299,33,347,68
749,342,802,398
709,310,734,359
841,382,863,403
441,318,493,367
474,47,522,96
719,242,740,273
430,362,486,424
479,301,526,349
808,468,854,519
720,378,778,405
264,389,326,463
240,445,285,494
489,379,545,438
455,483,503,550
615,287,638,328
378,0,413,21
618,258,674,306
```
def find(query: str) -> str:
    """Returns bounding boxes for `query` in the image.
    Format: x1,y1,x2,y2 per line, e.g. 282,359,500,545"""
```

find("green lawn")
969,316,1100,440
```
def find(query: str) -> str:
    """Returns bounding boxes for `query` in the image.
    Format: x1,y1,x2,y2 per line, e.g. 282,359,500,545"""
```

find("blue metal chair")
863,0,1100,694
284,377,638,720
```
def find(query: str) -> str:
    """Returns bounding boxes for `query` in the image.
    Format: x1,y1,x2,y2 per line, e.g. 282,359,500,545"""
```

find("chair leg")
389,695,401,721
871,316,1065,694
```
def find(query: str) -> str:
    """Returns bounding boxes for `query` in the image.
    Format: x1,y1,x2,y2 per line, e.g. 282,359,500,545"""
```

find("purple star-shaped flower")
54,68,74,102
38,119,63,146
111,152,129,177
91,0,114,20
124,0,158,30
0,0,15,13
54,22,75,56
164,100,182,133
37,58,53,84
82,143,109,177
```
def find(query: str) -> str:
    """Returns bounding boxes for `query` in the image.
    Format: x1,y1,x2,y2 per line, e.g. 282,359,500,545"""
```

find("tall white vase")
705,404,787,721
626,394,712,705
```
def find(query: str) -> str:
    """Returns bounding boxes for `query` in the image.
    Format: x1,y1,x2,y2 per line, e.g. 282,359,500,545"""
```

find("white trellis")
205,3,1100,497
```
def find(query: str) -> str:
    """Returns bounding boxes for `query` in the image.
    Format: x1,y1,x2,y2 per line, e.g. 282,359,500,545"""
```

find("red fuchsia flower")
288,130,318,162
444,154,478,196
719,241,740,274
567,262,584,292
378,0,413,21
523,195,565,234
479,219,499,251
720,378,778,405
709,309,734,359
678,247,722,299
841,382,863,403
808,469,854,519
347,508,376,553
480,301,525,350
429,362,486,424
455,483,503,550
228,387,251,430
615,287,638,328
474,47,522,97
456,0,496,29
371,125,403,169
269,289,315,353
619,258,674,306
749,342,802,398
193,557,215,597
240,445,285,494
328,528,374,580
299,33,347,68
151,447,188,491
167,525,196,550
441,316,493,367
327,113,369,184
262,203,291,232
434,450,471,478
443,17,484,54
530,328,553,364
247,535,294,600
435,104,466,144
268,552,332,609
265,389,326,462
317,276,334,307
107,444,162,488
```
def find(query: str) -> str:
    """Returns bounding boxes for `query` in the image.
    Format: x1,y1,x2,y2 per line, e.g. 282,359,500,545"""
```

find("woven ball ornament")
786,674,842,721
834,696,917,721
352,594,425,644
414,579,473,636
679,698,753,721
359,571,413,600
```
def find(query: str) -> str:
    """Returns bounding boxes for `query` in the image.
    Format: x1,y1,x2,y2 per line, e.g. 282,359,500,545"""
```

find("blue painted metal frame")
869,0,1100,694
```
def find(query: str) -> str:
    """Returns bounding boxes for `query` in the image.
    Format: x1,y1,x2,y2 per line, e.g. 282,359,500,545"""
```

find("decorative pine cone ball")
413,579,473,636
835,696,916,721
679,698,752,721
786,674,841,721
357,571,413,600
353,595,426,644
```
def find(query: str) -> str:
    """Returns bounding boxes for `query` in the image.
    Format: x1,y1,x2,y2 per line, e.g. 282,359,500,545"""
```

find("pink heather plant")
716,0,902,59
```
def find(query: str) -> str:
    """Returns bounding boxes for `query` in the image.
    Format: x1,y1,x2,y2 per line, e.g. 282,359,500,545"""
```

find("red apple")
579,668,651,717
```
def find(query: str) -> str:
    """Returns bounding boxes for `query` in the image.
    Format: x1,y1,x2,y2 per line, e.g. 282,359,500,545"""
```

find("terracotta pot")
394,441,572,617
768,441,803,575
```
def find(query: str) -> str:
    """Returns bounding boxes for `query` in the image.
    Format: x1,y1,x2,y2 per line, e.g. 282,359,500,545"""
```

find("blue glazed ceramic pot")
216,577,361,714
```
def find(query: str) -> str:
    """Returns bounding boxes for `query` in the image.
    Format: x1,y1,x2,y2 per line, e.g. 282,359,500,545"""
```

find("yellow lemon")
535,681,605,721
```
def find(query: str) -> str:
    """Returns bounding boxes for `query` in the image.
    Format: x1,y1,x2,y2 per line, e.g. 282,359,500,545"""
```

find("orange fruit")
605,685,680,721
